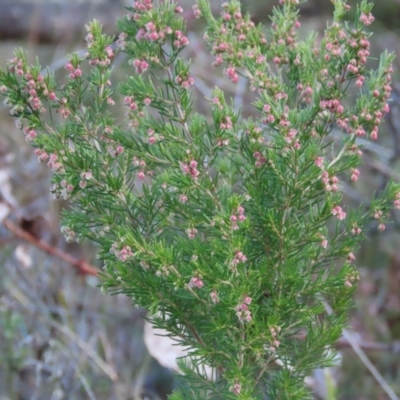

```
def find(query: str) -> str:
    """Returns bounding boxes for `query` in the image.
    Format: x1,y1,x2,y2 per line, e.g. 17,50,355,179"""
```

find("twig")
364,155,400,181
292,333,400,353
132,351,152,400
337,338,400,353
323,301,399,400
2,218,98,276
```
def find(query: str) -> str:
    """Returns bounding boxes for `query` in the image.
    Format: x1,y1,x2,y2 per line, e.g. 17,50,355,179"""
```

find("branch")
292,333,400,354
2,217,98,276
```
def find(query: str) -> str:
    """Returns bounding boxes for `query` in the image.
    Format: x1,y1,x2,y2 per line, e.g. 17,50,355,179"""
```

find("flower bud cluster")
23,126,37,143
132,0,152,12
321,171,340,192
85,25,115,67
6,57,56,114
210,289,219,304
188,276,204,289
344,269,360,288
174,73,195,89
269,325,282,352
61,225,76,242
207,2,267,72
65,61,83,80
132,157,148,180
230,381,241,395
320,17,393,141
181,160,200,180
110,243,134,262
235,295,252,323
230,205,246,230
320,235,328,249
232,250,247,266
331,205,347,221
78,171,93,189
373,209,386,232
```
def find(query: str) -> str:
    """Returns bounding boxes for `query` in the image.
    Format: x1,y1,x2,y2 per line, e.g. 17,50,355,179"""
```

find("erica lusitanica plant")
0,0,398,398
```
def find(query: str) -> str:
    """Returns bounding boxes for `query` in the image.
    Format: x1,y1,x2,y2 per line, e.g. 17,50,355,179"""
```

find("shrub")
0,0,398,398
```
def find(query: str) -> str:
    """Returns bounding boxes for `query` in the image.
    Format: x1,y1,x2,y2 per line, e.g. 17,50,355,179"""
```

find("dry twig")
2,217,98,276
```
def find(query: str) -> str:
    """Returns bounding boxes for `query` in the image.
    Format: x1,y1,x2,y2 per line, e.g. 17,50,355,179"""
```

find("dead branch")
2,217,98,276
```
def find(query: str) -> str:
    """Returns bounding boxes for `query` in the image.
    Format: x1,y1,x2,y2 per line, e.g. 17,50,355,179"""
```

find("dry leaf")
143,318,215,381
14,244,33,268
0,201,10,223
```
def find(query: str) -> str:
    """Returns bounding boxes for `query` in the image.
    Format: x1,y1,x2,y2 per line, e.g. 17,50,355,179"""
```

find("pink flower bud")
65,62,74,71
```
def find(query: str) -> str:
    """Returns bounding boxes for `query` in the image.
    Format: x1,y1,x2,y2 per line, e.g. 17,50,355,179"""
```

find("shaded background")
1,0,400,399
